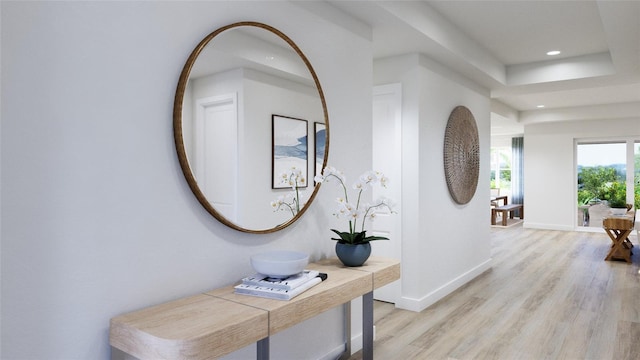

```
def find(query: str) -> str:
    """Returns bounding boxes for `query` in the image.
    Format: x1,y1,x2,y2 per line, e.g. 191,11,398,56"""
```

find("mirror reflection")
174,22,328,233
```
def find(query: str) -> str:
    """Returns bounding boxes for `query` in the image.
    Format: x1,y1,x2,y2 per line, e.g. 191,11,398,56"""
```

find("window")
490,146,511,197
576,141,637,228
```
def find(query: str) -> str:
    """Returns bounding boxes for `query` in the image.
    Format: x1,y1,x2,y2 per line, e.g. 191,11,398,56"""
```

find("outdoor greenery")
599,181,628,208
490,147,511,190
577,159,640,209
577,166,619,205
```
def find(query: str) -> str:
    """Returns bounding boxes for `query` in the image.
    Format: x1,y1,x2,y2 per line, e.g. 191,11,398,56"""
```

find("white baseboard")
522,222,573,231
394,258,493,312
522,222,638,240
320,343,349,360
351,332,362,354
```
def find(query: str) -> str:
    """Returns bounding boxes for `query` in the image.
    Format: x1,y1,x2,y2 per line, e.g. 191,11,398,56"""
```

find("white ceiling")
327,0,640,136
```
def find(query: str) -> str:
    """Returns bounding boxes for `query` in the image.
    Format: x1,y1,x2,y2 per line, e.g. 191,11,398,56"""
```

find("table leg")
362,291,374,360
257,337,269,360
605,229,633,263
491,209,497,225
337,303,351,360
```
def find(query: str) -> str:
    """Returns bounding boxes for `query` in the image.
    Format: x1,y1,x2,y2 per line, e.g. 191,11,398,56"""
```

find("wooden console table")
110,256,400,360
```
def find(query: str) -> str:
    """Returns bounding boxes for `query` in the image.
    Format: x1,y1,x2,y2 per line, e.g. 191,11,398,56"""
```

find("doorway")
195,93,238,222
576,140,638,229
371,84,402,304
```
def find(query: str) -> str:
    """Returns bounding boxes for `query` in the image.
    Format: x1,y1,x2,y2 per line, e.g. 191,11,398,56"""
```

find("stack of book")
234,270,328,300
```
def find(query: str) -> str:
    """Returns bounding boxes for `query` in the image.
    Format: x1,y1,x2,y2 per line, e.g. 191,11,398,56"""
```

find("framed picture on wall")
314,122,326,179
272,115,308,189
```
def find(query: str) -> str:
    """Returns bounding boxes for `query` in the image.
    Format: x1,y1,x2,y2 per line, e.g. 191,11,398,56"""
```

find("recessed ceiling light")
536,105,545,108
546,50,561,56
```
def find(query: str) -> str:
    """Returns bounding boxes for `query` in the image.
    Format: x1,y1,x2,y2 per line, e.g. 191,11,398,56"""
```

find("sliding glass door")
576,140,638,228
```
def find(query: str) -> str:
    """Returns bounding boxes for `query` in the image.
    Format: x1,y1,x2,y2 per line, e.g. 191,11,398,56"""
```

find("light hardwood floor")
349,224,640,360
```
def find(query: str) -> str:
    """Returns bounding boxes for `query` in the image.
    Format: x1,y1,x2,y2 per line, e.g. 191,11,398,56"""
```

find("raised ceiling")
326,0,640,136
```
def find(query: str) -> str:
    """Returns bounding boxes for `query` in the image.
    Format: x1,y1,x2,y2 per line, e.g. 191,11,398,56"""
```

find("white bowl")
250,250,309,278
610,208,628,216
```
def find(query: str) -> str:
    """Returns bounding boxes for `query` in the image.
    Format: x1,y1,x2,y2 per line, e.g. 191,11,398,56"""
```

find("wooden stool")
603,217,634,263
491,204,524,226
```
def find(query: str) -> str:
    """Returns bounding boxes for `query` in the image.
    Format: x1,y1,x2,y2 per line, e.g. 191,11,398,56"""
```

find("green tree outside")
578,154,640,209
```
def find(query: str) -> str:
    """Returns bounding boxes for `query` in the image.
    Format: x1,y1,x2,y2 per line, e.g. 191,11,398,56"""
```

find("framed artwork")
314,122,326,179
272,115,308,189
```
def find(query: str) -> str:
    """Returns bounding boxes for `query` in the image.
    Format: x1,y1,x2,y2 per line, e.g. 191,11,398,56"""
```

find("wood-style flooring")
349,224,640,360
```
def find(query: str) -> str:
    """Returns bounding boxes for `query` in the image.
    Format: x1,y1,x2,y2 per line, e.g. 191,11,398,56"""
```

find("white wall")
374,54,492,312
188,68,322,229
241,70,323,229
491,135,514,148
524,118,640,231
1,2,373,359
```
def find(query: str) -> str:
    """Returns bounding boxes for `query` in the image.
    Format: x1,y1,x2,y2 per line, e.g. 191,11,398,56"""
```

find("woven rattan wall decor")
443,105,479,205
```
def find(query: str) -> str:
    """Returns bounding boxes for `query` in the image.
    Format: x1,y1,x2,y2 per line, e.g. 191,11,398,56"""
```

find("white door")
195,94,238,222
371,84,402,304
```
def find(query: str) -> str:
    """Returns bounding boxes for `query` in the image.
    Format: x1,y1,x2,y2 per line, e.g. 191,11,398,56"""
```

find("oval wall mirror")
174,22,329,233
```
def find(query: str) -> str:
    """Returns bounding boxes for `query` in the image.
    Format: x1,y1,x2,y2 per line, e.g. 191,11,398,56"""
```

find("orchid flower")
271,166,307,216
315,167,397,244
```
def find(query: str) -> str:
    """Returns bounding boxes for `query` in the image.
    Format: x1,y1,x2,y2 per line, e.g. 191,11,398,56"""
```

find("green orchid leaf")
330,229,389,244
363,235,390,242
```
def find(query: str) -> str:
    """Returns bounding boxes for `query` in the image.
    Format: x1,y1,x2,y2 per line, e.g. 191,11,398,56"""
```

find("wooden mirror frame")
173,22,329,234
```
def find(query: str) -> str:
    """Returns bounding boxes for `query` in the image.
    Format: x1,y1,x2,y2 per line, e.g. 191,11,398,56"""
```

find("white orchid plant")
270,167,307,216
314,166,396,244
